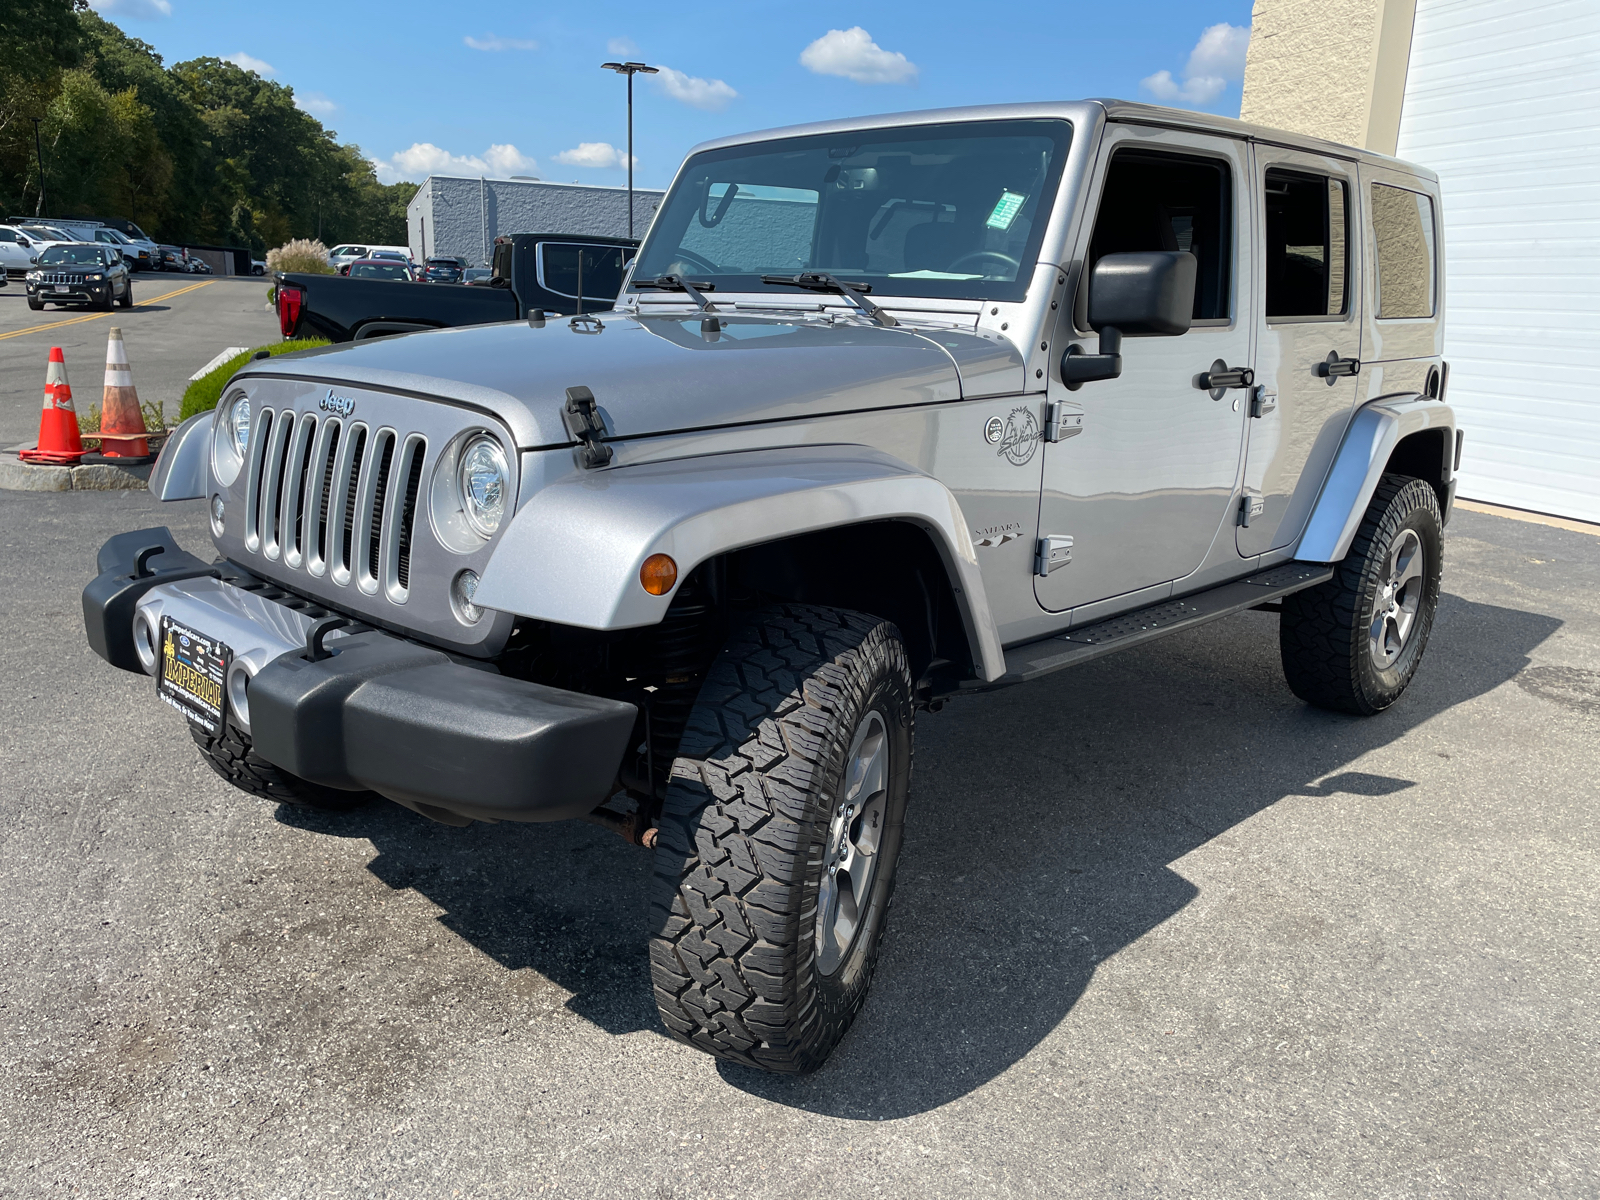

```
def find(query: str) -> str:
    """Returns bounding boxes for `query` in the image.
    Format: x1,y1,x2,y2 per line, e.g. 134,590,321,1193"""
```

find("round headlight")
457,436,508,537
229,395,251,458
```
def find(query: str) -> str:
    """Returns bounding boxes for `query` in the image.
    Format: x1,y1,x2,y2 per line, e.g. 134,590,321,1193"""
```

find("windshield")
24,227,68,241
631,119,1071,303
350,261,411,280
39,246,109,265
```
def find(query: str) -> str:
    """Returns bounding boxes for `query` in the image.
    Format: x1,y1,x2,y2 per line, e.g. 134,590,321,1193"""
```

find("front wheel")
118,282,133,308
649,604,914,1073
28,297,44,311
1279,474,1443,714
190,722,374,811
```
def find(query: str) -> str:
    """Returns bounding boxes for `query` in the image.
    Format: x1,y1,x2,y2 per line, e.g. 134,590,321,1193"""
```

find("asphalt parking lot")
0,275,278,447
1,478,1595,1197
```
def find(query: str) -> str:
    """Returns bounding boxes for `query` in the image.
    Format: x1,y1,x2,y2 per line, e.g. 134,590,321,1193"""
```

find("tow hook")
582,802,658,849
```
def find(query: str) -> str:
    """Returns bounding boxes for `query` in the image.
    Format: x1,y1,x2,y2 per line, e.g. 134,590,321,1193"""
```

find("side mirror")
1061,251,1197,388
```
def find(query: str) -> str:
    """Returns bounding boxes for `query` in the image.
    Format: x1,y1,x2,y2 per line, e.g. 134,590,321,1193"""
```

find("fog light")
210,494,225,534
450,569,483,624
640,553,678,596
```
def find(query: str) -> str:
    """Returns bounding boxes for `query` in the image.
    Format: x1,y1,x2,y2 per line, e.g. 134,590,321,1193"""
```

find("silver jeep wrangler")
84,101,1458,1073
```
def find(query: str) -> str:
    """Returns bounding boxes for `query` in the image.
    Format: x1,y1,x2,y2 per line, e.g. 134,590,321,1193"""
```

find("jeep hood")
238,313,1023,448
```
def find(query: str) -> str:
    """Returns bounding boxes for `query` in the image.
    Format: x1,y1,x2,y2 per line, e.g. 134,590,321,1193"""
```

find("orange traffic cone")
96,326,150,460
18,346,86,465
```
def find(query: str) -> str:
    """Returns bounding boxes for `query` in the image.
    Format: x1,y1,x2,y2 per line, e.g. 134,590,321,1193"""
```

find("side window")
1264,169,1348,318
1086,149,1232,321
538,243,631,301
1372,184,1436,318
0,229,15,243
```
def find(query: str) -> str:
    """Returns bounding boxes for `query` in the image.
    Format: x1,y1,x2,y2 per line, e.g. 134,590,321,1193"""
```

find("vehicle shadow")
277,590,1559,1119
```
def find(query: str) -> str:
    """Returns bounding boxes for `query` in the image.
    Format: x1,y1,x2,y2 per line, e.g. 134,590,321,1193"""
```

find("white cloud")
652,66,737,112
464,34,537,52
223,52,275,77
800,27,917,85
554,142,635,169
295,91,337,117
87,0,171,18
1141,23,1249,107
371,142,537,184
607,37,639,57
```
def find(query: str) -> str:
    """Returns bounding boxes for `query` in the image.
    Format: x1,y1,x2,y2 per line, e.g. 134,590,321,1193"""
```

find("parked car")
90,227,155,271
273,233,635,342
88,99,1459,1077
187,257,213,275
326,244,370,272
26,243,133,310
345,258,416,282
251,259,266,276
462,266,494,285
0,225,43,278
157,245,189,272
420,257,466,283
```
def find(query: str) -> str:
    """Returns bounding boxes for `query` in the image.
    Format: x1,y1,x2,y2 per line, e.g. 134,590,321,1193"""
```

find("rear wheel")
649,603,913,1073
1279,474,1443,714
190,722,374,811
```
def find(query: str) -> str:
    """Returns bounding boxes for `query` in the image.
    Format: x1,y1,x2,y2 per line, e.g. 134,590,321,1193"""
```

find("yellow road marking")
0,279,216,342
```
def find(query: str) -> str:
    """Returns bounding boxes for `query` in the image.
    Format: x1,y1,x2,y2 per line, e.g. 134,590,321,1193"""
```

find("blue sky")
89,0,1254,191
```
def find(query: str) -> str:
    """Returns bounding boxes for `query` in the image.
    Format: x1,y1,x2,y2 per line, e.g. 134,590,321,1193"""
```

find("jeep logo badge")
320,389,355,418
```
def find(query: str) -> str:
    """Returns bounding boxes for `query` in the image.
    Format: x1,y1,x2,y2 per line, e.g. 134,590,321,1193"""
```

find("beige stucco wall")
1241,0,1418,153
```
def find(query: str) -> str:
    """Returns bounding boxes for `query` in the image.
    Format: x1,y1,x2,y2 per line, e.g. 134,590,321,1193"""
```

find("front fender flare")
473,445,1006,682
148,411,211,501
1296,395,1456,563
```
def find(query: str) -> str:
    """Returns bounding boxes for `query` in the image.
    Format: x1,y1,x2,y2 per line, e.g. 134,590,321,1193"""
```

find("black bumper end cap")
84,527,218,672
249,633,638,823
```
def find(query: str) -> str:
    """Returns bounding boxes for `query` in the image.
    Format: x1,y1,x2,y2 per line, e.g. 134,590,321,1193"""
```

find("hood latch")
562,385,613,469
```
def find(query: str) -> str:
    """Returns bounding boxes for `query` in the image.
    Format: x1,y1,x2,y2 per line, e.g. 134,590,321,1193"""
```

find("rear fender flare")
473,445,1006,682
1296,395,1457,563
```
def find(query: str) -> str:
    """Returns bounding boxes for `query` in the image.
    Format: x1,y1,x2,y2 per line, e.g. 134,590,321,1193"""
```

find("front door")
1237,147,1364,555
1035,127,1252,613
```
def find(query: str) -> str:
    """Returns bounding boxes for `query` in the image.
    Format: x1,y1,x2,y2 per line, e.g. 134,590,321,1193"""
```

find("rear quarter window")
1372,184,1437,319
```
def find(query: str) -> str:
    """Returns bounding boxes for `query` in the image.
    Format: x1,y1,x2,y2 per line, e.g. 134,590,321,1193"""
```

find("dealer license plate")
157,616,231,734
53,285,69,293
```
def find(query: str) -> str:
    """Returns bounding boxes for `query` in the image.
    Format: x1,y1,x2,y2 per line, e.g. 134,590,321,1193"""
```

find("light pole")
600,60,657,238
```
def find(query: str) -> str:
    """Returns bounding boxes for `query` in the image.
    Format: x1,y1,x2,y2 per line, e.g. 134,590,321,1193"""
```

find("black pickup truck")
274,233,637,343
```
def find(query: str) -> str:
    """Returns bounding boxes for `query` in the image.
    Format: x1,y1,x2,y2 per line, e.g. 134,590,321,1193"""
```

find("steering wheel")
945,250,1021,276
664,248,722,276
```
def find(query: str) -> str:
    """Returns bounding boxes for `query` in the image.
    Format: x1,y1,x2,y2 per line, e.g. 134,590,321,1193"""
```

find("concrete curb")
0,458,151,492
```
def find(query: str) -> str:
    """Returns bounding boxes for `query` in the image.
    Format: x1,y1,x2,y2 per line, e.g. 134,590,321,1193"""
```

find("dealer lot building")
406,176,665,271
1244,0,1600,522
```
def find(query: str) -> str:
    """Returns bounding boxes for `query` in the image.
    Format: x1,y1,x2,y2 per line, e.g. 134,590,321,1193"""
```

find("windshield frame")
629,117,1073,305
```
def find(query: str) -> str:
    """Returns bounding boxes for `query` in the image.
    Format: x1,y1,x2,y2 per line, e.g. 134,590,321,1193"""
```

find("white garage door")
1396,0,1600,523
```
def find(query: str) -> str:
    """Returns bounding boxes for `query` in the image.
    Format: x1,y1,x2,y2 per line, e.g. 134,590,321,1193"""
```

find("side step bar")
969,562,1334,690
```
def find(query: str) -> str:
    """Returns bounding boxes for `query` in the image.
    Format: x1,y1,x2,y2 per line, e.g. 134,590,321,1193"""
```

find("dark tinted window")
1263,169,1348,318
1087,150,1231,320
1372,184,1436,318
539,243,632,301
350,262,410,280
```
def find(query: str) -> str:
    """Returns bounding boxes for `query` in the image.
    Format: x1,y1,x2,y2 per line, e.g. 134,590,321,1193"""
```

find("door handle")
1316,351,1360,382
1196,360,1254,392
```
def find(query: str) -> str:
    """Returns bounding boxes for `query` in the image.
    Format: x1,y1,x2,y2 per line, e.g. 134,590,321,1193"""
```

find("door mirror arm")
1060,326,1122,390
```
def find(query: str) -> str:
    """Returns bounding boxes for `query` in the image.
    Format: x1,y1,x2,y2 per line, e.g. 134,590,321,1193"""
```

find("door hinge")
1035,534,1073,576
1250,387,1277,418
1044,402,1084,443
1237,492,1265,527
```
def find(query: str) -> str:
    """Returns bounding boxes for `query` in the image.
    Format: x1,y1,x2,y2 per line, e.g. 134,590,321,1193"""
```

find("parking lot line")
0,279,215,343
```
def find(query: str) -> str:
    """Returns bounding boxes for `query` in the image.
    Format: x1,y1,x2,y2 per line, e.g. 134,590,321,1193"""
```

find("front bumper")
83,528,638,824
28,281,109,302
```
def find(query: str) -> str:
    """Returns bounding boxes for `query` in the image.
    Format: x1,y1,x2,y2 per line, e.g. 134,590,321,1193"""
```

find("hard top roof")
686,99,1436,183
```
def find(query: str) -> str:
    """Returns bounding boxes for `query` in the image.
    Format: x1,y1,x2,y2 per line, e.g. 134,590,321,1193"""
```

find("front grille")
35,273,93,286
244,409,426,604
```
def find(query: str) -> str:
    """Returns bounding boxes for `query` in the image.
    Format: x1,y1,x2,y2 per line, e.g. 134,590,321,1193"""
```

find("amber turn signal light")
640,553,678,596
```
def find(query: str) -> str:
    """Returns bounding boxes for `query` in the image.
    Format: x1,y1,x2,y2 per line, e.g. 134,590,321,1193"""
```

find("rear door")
1035,126,1253,613
1237,146,1364,556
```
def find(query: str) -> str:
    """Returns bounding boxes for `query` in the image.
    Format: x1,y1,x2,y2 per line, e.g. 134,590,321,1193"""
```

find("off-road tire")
190,722,374,811
1280,474,1443,714
649,603,914,1073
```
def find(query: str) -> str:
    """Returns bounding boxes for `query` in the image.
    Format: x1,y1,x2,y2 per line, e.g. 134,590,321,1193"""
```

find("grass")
178,338,330,421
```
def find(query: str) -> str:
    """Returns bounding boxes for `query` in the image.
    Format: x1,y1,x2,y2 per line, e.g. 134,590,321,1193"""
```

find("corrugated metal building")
1243,0,1600,523
406,176,666,268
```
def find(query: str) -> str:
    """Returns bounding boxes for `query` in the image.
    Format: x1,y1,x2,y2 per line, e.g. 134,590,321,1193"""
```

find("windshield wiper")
633,274,718,312
757,272,897,327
